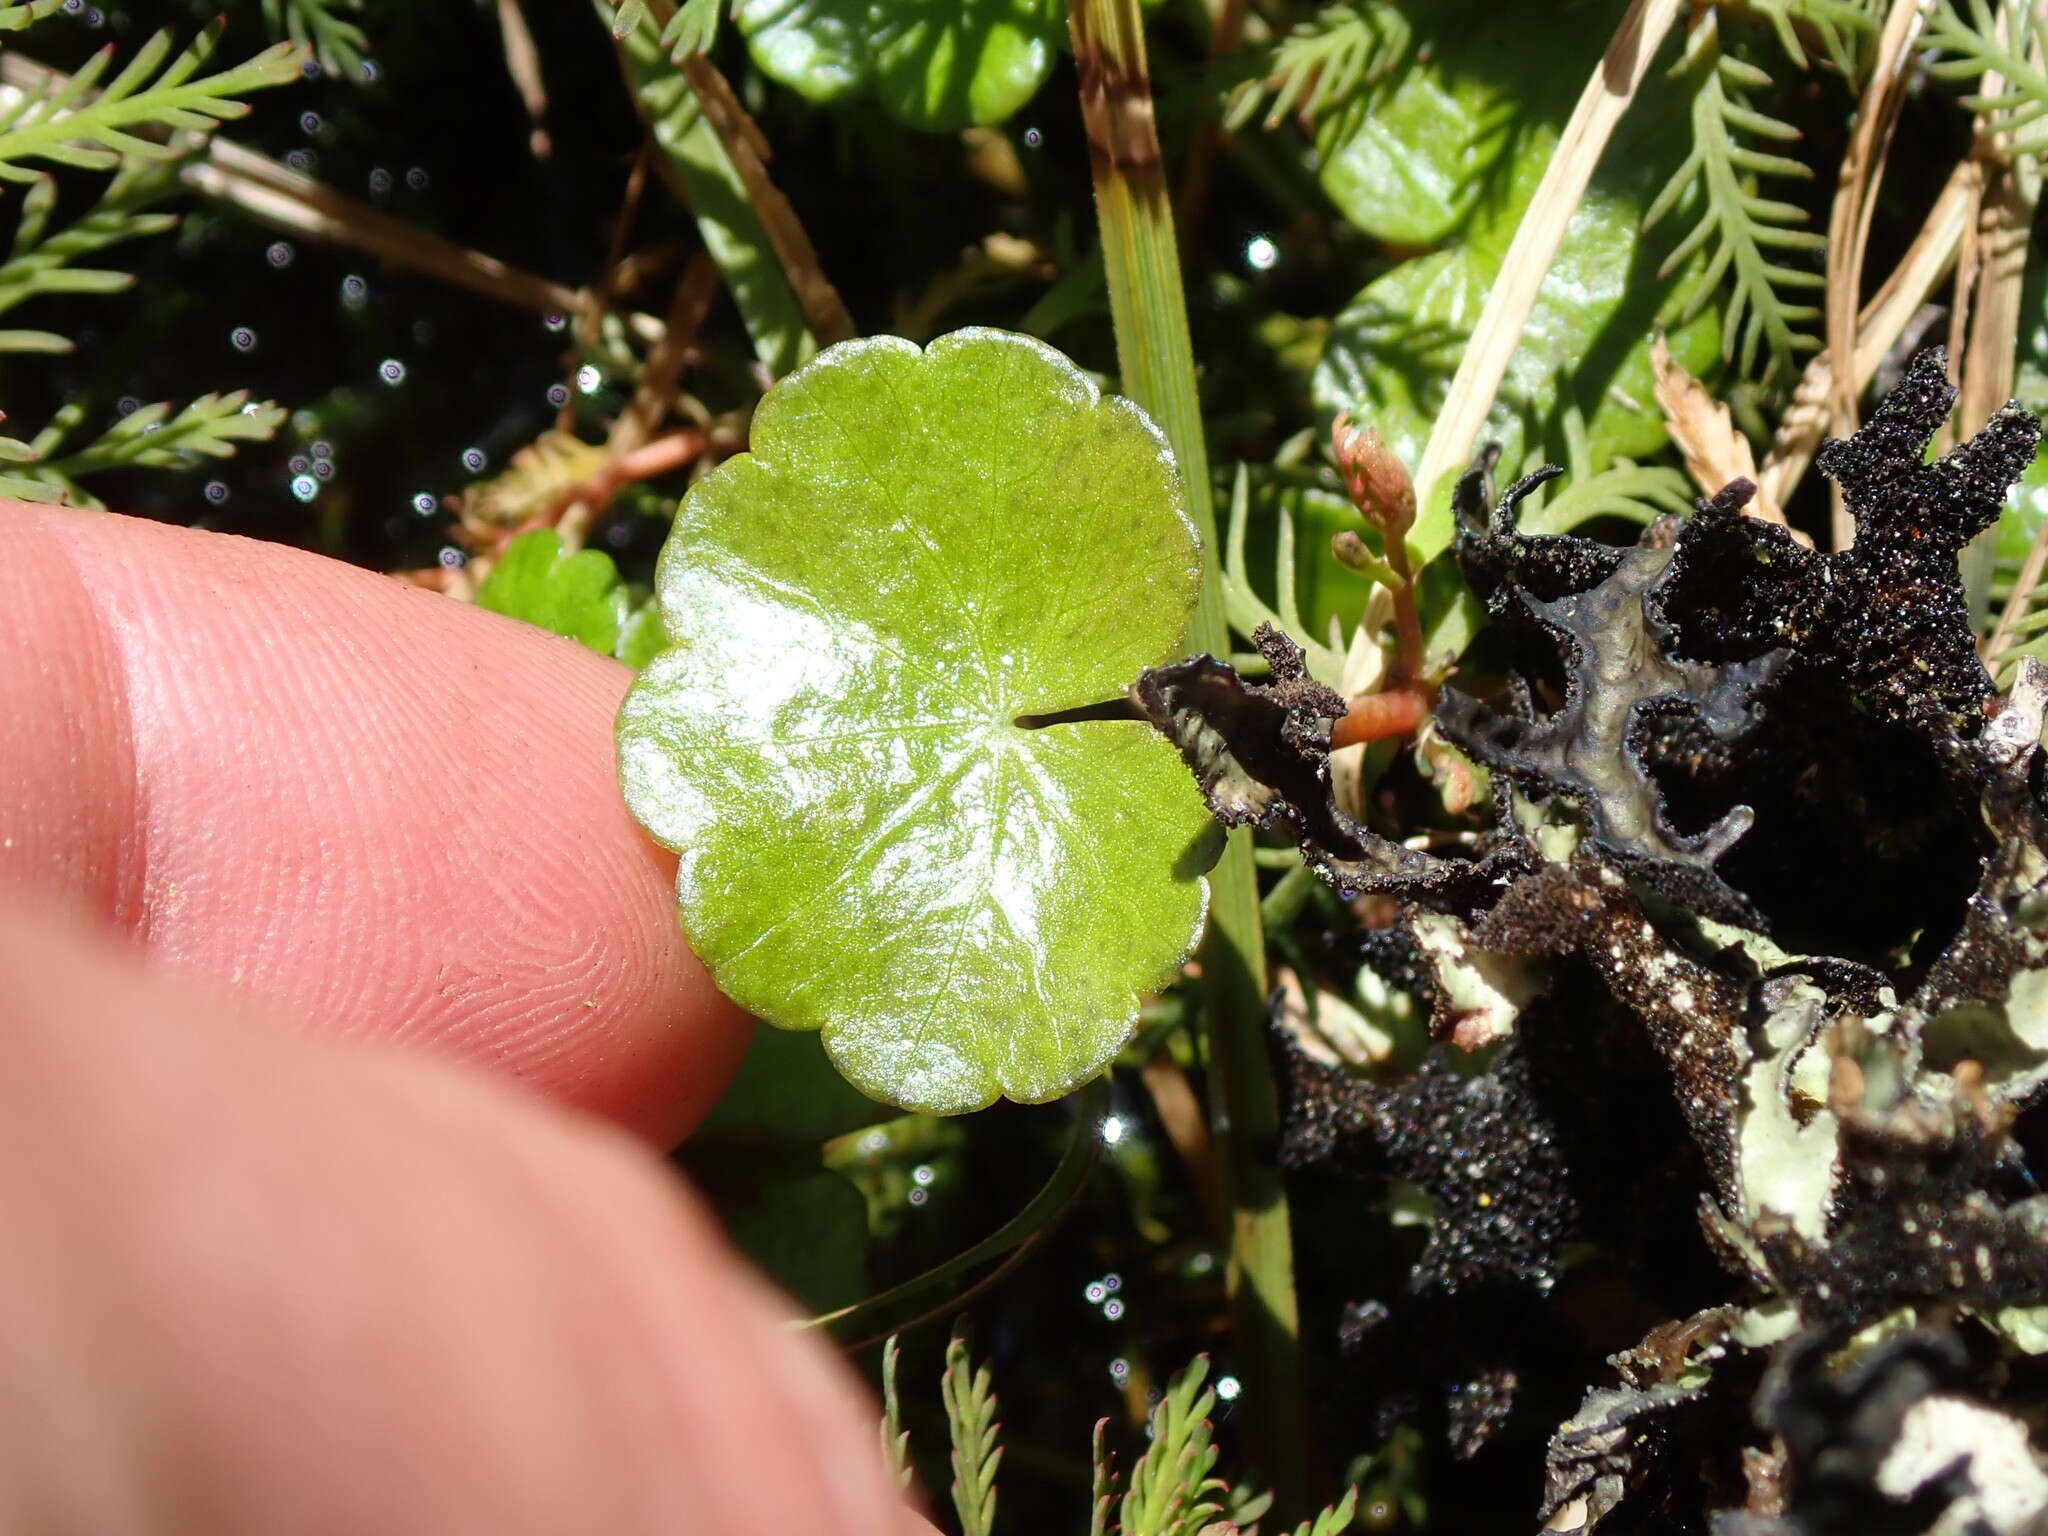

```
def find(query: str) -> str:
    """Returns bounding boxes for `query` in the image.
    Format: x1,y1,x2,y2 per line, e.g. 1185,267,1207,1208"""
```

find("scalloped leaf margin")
618,327,1212,1113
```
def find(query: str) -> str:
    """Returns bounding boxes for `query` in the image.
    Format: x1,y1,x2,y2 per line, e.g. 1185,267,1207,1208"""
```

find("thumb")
0,501,747,1145
0,896,931,1536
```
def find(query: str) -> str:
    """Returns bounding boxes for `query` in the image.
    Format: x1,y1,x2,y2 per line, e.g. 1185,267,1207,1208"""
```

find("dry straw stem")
674,51,855,347
1137,1046,1227,1241
1957,2,2042,437
1406,0,1684,562
1650,332,1810,543
1974,3,2048,665
1955,7,2043,615
493,0,551,160
1987,508,2048,666
1822,0,1927,550
1757,158,1974,508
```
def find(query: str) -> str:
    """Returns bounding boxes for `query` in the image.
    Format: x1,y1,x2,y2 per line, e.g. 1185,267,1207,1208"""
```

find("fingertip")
0,503,746,1141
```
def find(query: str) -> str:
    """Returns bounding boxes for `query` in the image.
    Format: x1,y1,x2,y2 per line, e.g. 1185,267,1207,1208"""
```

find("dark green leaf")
699,1023,898,1142
734,0,1064,130
727,1170,871,1313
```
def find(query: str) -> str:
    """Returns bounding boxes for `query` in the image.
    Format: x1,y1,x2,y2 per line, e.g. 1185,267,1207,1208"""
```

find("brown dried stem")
1407,0,1684,562
675,53,855,348
1758,160,1974,509
1822,0,1926,549
614,250,721,453
0,51,666,347
560,142,657,434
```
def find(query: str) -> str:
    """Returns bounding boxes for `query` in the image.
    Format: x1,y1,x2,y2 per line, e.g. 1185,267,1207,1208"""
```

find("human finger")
0,897,931,1536
0,503,746,1142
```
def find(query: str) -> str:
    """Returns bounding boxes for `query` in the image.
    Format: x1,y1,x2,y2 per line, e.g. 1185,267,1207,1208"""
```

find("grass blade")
1068,0,1306,1514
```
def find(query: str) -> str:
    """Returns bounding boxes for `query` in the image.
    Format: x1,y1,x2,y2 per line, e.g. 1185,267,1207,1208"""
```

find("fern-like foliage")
941,1329,1001,1536
1511,406,1697,536
879,1336,913,1492
0,23,305,184
663,0,724,59
0,17,299,500
1119,1357,1232,1536
0,392,285,505
259,0,368,78
0,159,178,353
1091,1418,1115,1536
1224,0,1412,133
0,425,42,496
1925,0,2048,154
1744,0,1882,77
910,1337,1359,1536
1222,465,1348,684
1286,1490,1362,1536
1648,11,1825,383
0,1,60,34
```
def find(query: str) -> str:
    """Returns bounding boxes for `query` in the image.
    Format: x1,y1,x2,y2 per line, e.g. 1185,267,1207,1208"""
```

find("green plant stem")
1068,0,1306,1513
800,1077,1107,1346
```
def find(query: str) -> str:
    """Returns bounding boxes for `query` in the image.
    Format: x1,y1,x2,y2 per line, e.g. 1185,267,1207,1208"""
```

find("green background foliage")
34,0,2044,1527
734,0,1064,130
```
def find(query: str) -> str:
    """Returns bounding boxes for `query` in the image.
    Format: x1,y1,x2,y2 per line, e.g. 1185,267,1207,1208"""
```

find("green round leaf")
478,527,631,655
733,0,1063,131
1316,64,1502,248
618,328,1211,1114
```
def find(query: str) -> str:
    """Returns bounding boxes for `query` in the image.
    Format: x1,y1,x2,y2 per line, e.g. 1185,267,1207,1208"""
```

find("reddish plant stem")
1330,688,1429,750
1382,544,1428,689
548,429,704,529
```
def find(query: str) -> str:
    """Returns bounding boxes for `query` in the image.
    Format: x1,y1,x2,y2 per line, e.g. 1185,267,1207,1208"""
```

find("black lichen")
1750,1063,2048,1333
1668,348,2041,748
1441,475,1783,924
1137,351,2048,1531
1275,1021,1580,1296
1129,622,1482,898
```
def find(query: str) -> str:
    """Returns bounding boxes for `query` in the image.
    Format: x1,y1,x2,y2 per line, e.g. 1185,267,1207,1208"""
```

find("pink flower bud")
1331,414,1415,541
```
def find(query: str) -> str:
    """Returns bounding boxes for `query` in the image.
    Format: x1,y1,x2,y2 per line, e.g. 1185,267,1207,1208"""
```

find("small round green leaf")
477,527,666,667
733,0,1062,131
618,328,1210,1114
1316,63,1501,248
478,527,631,655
